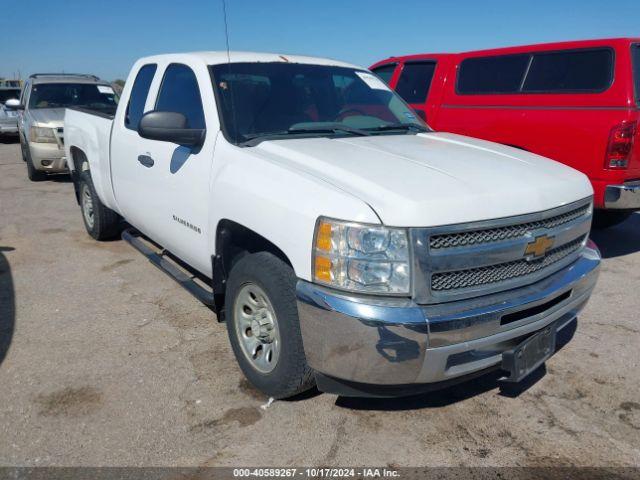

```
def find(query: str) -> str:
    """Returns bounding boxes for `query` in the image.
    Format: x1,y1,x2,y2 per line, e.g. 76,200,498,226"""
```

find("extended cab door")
110,61,219,275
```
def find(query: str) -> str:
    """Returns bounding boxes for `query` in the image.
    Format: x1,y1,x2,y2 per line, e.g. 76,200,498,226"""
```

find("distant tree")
111,79,125,95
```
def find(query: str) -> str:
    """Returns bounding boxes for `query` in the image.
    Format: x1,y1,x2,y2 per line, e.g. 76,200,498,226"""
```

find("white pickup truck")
64,52,601,398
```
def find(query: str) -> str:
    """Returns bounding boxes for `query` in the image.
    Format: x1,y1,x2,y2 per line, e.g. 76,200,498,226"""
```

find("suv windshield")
28,83,118,111
210,62,428,145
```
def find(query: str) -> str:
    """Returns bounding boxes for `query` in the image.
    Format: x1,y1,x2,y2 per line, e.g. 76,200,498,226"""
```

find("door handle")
137,155,154,168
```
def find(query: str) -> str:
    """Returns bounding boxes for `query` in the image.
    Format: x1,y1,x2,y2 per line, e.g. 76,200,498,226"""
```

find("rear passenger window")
395,62,437,103
457,54,529,94
125,64,157,131
371,64,397,85
155,64,205,129
457,48,614,95
523,49,613,92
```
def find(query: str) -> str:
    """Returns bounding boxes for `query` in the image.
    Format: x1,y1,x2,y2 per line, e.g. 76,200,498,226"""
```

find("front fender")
208,140,379,280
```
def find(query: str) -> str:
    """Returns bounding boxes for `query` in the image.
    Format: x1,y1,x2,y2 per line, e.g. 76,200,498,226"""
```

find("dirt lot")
0,139,639,468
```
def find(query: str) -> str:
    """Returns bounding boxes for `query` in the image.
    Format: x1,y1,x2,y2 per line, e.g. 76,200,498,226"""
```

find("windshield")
210,62,429,145
0,89,21,104
28,83,118,110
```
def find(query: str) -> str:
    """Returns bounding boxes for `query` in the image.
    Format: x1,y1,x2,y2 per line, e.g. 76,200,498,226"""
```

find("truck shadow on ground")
0,136,19,144
590,212,640,259
0,247,15,367
334,319,576,412
48,175,73,184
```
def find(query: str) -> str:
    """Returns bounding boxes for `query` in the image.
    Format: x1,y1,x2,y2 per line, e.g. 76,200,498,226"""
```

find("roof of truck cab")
136,51,362,69
31,75,110,85
372,37,640,67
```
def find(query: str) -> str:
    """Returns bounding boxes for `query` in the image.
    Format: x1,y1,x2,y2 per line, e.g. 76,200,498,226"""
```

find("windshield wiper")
240,124,370,146
366,123,429,133
287,124,370,137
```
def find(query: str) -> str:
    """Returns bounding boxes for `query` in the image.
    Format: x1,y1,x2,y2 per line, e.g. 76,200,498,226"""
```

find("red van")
371,38,640,228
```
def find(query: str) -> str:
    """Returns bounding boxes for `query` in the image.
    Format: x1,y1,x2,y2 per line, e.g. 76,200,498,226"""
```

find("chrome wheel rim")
233,283,280,373
81,184,95,229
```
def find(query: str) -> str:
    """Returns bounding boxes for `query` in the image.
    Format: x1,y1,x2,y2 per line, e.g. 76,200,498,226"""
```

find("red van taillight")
605,121,636,169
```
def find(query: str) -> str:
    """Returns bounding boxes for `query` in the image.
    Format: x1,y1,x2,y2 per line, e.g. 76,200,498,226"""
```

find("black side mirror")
138,111,205,147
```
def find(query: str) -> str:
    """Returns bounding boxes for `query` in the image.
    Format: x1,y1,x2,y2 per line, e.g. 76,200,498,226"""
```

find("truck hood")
253,132,593,227
29,108,65,127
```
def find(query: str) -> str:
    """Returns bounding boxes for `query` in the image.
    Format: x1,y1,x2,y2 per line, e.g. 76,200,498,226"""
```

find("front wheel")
226,252,315,398
19,136,27,162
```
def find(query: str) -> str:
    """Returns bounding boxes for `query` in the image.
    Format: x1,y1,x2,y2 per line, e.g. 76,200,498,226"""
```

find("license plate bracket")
501,322,557,383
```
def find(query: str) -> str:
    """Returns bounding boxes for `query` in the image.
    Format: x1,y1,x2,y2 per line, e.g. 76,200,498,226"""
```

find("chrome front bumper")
28,142,67,172
604,181,640,209
0,124,18,134
297,241,600,391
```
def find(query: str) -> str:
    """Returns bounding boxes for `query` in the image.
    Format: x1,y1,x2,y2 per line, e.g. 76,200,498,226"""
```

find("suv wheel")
226,252,315,398
19,137,27,162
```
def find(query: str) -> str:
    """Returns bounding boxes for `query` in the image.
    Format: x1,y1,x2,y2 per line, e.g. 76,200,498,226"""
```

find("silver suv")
17,73,118,181
0,80,22,137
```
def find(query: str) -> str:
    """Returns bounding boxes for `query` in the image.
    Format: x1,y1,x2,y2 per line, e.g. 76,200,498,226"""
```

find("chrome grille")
430,203,591,250
431,235,586,292
410,198,593,304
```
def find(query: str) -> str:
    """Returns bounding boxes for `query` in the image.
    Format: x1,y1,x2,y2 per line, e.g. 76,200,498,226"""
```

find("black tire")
78,170,121,240
226,252,314,399
592,210,632,229
23,140,46,181
19,137,27,162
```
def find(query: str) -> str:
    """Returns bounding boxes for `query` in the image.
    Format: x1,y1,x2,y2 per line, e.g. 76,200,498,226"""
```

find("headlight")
312,217,410,295
30,126,57,143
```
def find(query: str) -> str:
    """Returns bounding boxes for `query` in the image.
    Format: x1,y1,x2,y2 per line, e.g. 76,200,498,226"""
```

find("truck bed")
66,105,117,120
64,107,118,212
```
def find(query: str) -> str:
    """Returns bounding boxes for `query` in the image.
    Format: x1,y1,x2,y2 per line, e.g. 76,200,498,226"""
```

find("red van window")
371,64,397,85
457,54,529,94
395,62,437,103
522,49,613,93
457,48,613,95
632,44,640,105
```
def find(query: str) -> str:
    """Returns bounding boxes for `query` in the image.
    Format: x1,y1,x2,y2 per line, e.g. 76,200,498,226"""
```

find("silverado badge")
525,235,555,260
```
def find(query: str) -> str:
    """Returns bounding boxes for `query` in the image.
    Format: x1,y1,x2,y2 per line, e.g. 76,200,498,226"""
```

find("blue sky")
2,0,639,81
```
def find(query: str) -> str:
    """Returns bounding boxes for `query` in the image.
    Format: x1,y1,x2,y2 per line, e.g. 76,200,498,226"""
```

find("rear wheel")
78,170,121,240
592,210,632,229
226,252,314,398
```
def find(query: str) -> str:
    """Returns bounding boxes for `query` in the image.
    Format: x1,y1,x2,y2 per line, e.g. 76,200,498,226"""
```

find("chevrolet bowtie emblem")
525,235,555,259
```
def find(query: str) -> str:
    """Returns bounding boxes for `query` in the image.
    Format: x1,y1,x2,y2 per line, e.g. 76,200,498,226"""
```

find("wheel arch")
69,146,89,204
212,219,294,322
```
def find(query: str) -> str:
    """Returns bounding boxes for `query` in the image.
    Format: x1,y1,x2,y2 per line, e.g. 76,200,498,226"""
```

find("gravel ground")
0,139,639,468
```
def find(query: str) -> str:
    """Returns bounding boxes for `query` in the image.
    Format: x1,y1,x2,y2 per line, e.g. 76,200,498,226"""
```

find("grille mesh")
431,235,586,292
430,204,590,250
